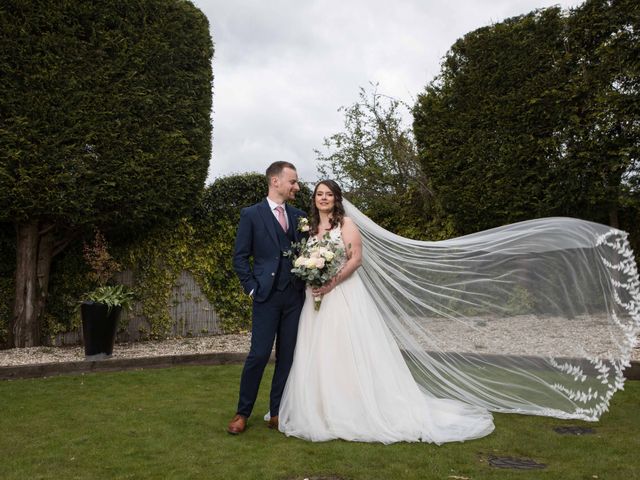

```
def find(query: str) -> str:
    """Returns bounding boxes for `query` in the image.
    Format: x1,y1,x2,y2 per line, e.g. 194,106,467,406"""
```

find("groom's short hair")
266,161,296,180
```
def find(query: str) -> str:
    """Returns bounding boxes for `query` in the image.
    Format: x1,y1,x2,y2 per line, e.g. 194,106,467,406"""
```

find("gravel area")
1,318,638,368
0,334,252,367
421,314,640,362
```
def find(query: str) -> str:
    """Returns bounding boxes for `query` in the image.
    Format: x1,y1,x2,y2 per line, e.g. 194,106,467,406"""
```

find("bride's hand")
312,277,338,296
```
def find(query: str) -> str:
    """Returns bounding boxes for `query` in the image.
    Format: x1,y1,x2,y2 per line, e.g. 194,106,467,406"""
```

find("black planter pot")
81,301,122,357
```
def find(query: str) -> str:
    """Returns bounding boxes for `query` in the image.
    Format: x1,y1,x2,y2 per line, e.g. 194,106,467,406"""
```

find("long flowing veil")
343,199,640,421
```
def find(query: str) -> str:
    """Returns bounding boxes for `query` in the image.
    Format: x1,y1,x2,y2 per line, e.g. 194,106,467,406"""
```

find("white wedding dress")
278,225,495,444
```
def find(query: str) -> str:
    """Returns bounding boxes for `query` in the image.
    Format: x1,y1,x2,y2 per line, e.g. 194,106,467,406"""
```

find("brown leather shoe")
227,414,247,435
268,415,279,430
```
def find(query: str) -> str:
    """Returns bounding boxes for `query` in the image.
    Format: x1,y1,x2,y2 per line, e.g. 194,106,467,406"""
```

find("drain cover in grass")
553,426,596,435
285,476,345,480
488,456,547,470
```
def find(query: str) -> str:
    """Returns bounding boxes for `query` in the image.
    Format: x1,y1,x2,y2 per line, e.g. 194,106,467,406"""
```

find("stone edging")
0,353,638,382
0,352,249,381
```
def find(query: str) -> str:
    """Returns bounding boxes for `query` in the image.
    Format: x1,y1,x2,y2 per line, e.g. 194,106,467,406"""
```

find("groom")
227,161,307,434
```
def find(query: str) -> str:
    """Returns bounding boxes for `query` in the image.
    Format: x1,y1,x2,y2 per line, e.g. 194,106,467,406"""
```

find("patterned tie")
275,205,287,232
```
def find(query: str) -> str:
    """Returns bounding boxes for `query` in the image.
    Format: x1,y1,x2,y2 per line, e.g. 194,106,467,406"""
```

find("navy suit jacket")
233,199,306,303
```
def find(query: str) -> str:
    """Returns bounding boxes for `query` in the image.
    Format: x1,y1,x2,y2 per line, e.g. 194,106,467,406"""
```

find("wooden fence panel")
51,270,221,346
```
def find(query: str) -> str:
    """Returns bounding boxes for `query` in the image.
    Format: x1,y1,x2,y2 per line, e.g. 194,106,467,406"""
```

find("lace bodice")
309,225,346,269
310,224,343,245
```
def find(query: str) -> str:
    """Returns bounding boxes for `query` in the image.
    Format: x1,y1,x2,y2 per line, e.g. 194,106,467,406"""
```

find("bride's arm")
312,217,362,296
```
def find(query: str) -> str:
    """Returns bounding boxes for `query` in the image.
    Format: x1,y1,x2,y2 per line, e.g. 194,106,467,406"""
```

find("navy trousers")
236,284,304,418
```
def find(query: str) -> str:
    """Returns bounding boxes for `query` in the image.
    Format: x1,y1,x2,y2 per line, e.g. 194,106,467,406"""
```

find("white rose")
323,251,335,261
314,258,326,269
294,256,305,267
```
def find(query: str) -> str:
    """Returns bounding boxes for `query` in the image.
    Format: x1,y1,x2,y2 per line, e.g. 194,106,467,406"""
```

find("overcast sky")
190,0,585,184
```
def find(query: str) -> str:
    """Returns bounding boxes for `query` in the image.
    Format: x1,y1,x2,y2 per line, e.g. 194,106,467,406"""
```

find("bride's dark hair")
310,180,345,235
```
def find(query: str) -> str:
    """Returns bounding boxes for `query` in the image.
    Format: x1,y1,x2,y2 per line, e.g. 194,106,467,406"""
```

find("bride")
277,180,640,444
278,180,494,444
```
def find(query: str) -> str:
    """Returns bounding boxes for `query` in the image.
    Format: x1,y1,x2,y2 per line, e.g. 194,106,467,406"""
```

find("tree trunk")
12,221,58,347
13,221,40,347
35,228,55,337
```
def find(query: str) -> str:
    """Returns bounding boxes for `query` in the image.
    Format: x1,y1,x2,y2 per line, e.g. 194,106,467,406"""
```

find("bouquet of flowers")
290,232,346,310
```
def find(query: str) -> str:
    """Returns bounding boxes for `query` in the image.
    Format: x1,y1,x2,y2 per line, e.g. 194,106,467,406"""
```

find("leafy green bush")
0,173,314,345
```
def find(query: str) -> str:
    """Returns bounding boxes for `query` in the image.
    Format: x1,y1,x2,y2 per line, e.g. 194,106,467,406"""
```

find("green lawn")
1,365,638,480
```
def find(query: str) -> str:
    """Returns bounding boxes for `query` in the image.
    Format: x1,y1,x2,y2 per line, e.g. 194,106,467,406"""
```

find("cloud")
191,0,585,184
